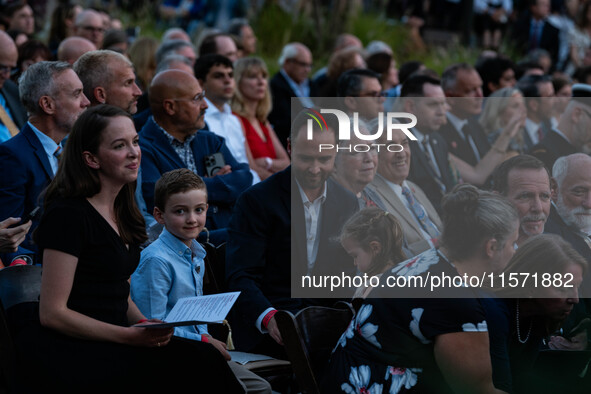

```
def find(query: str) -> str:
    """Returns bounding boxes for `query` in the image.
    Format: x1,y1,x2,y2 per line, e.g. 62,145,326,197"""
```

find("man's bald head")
57,37,97,64
149,69,208,136
0,31,18,90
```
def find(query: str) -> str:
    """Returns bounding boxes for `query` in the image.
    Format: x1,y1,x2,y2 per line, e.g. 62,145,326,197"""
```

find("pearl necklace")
516,300,532,344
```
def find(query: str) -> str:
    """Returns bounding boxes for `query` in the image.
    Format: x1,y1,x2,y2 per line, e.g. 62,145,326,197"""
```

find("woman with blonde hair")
232,57,289,180
479,86,527,155
127,36,159,93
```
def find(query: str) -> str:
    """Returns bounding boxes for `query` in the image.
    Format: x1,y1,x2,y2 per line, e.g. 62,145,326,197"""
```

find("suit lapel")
22,125,53,179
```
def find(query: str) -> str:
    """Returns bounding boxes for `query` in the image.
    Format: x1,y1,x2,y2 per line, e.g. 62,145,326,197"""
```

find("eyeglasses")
172,90,206,104
289,59,313,68
0,64,16,76
80,25,105,33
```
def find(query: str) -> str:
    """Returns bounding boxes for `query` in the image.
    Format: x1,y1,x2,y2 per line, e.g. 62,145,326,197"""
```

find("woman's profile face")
239,67,267,102
534,262,583,321
87,116,141,185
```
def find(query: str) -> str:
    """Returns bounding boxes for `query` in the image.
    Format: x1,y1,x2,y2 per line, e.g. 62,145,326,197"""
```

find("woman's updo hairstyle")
441,184,518,261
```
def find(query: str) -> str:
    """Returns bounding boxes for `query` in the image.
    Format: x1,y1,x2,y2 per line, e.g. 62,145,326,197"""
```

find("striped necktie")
402,185,441,239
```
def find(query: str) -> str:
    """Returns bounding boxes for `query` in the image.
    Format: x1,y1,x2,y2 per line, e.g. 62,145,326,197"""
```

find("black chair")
275,303,355,394
0,265,42,393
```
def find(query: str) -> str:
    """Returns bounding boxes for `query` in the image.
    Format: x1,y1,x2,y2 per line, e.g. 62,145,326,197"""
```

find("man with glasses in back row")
139,70,252,246
268,42,318,149
73,9,105,49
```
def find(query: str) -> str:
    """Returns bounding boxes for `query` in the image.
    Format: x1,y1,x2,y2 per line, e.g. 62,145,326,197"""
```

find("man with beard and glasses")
139,70,252,246
0,61,90,264
491,154,551,246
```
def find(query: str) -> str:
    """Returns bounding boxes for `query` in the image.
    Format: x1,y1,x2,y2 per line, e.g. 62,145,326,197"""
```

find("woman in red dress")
232,57,290,180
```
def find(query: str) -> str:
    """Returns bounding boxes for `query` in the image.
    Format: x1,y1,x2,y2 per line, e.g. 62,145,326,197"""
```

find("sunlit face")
155,189,208,247
342,236,375,274
88,116,141,186
52,69,90,133
239,66,267,102
556,158,591,232
505,168,551,242
377,128,411,185
533,263,583,321
106,63,142,114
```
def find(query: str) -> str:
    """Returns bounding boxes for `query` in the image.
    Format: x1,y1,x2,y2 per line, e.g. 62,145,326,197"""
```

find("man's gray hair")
155,54,193,75
155,39,196,66
73,50,133,103
278,43,300,66
441,63,474,93
19,61,73,116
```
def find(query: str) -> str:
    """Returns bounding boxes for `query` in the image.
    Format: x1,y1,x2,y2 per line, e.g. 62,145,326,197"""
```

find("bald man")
57,37,97,65
139,70,252,245
0,31,26,142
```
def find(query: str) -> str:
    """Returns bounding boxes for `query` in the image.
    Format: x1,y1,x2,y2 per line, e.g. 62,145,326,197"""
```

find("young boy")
131,168,271,394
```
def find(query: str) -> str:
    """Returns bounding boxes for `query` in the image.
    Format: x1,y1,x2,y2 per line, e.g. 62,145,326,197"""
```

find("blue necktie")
402,186,440,239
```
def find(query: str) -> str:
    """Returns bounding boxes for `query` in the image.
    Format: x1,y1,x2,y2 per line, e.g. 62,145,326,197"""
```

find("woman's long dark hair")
43,104,147,245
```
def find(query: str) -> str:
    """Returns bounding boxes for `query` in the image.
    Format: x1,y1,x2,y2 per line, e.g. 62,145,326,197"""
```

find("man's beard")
556,195,591,233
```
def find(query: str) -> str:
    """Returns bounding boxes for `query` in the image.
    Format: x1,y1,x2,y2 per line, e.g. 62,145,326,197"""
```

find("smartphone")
9,206,40,228
204,153,226,177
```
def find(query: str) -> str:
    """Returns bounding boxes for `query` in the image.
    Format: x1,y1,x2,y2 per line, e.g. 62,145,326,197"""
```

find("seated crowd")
1,1,591,393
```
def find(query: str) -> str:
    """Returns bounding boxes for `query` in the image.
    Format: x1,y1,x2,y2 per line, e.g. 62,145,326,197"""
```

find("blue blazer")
139,116,252,232
0,123,54,262
226,167,358,352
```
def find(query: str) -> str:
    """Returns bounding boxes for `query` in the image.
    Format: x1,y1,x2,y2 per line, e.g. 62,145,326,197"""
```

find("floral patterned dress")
321,248,489,393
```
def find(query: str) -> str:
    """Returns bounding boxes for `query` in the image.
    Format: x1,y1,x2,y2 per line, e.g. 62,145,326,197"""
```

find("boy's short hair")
154,169,207,210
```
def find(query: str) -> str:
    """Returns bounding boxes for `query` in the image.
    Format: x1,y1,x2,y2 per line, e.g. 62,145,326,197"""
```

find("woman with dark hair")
11,39,51,84
323,184,520,393
8,105,243,393
47,1,83,56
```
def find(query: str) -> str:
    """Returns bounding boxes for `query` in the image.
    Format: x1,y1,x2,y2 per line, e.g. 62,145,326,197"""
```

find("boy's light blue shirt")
131,227,207,341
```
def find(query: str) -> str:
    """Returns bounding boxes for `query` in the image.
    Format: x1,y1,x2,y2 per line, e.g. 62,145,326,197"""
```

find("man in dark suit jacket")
139,70,252,245
440,63,490,166
0,61,90,263
511,0,560,68
225,111,357,357
530,83,591,170
0,31,27,142
268,42,318,149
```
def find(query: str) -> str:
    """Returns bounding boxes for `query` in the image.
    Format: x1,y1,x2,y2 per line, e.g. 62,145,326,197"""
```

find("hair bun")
442,184,480,218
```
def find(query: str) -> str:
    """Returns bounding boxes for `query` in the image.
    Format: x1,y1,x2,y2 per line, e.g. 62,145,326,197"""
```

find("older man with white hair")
547,153,591,295
268,42,318,148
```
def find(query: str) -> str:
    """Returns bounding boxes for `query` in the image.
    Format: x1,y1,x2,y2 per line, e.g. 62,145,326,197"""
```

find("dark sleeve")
36,200,86,258
202,137,252,205
225,188,272,325
139,141,162,214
